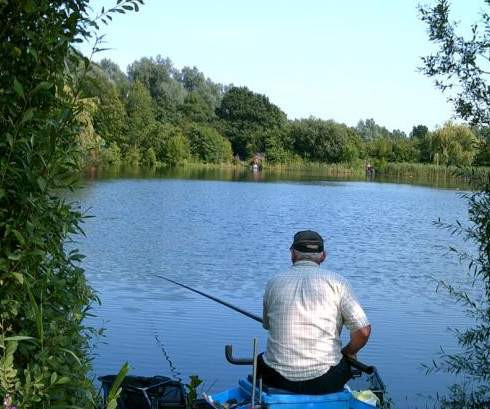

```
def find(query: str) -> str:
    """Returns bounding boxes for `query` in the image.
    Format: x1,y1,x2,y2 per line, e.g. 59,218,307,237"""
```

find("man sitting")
258,230,371,395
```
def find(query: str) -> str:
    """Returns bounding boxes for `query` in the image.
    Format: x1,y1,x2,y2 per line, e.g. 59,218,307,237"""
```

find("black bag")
99,375,187,409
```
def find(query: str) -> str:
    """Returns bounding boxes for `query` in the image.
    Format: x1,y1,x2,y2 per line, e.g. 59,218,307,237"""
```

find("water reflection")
84,165,471,190
77,171,471,408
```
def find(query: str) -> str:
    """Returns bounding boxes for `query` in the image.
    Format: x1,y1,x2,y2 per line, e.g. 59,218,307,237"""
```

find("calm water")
75,169,472,408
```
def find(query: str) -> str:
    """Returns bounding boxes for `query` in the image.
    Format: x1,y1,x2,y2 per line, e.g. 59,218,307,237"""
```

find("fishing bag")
99,375,187,409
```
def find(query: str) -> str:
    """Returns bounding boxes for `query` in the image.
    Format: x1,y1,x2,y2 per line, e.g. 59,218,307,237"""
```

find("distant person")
258,230,371,395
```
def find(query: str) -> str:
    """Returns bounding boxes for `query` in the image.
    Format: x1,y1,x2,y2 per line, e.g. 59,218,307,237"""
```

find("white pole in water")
251,338,258,409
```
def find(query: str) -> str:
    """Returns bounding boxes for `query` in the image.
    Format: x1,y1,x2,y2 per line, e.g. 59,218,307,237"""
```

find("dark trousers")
256,353,352,395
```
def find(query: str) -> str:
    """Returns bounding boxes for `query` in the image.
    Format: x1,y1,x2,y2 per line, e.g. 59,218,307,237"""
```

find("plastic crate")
99,375,187,409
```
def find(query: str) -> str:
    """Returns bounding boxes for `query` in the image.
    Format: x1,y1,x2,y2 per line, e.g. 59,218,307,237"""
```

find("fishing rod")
156,275,375,375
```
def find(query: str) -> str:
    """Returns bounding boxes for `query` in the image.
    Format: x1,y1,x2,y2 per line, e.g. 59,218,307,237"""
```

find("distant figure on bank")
365,162,375,178
258,230,371,395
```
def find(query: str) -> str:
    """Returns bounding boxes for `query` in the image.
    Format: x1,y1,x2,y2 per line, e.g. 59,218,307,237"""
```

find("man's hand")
342,325,371,359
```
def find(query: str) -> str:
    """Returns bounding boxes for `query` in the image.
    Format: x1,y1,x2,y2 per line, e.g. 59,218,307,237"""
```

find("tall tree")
420,1,490,407
0,0,140,406
420,0,490,127
290,118,360,163
217,86,287,157
125,81,156,150
355,118,391,141
81,66,128,148
127,55,185,122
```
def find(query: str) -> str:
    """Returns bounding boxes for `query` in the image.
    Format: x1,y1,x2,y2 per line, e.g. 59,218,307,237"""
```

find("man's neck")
293,259,321,266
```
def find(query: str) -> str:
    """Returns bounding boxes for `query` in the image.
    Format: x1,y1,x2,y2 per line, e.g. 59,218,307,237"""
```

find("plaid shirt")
262,260,369,381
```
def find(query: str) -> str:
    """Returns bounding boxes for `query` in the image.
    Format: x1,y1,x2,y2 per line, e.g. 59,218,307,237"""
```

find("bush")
163,133,191,166
186,125,232,163
101,142,123,165
143,147,158,167
0,1,100,407
125,146,141,166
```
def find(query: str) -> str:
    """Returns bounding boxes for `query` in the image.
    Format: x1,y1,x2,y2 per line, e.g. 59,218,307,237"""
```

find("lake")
75,168,471,408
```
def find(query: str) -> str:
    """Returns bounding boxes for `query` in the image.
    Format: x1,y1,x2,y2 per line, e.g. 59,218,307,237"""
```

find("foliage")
290,118,361,163
186,125,232,163
356,118,391,141
125,146,141,167
217,86,287,157
125,80,156,150
420,1,490,407
161,129,191,167
419,0,490,126
427,173,490,408
81,65,128,148
429,123,478,166
264,128,295,164
473,127,490,167
86,54,490,172
100,142,123,166
0,0,140,406
185,375,203,409
143,147,158,167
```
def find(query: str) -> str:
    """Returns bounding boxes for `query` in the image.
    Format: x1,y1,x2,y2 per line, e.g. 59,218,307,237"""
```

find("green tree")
180,92,215,124
473,127,490,166
125,81,156,152
127,55,185,123
0,0,140,406
217,86,287,157
391,137,419,162
186,125,232,163
410,125,431,162
99,58,129,89
429,123,478,166
355,118,391,141
176,66,225,118
81,65,128,148
290,118,358,163
367,137,393,162
163,132,191,166
420,1,490,407
420,1,490,126
264,127,295,164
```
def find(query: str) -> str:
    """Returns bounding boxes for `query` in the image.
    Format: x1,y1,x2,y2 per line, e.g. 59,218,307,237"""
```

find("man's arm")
262,287,270,330
341,325,371,359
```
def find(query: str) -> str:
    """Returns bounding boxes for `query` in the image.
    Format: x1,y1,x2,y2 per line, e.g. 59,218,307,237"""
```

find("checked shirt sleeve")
340,280,370,331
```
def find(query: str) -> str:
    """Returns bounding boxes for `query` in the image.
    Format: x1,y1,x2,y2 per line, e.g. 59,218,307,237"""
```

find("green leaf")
27,47,38,60
122,5,133,10
32,81,52,95
13,78,24,98
4,336,35,342
22,0,36,13
56,376,70,385
37,176,46,191
0,188,5,199
51,372,58,385
7,252,21,261
60,348,82,366
20,108,34,125
12,229,25,245
12,272,24,284
107,362,129,400
107,400,118,409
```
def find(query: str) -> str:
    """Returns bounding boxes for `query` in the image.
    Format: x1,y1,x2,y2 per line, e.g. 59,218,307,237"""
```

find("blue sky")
80,1,482,134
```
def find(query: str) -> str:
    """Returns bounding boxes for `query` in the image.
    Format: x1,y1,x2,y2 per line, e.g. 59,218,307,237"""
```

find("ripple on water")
77,177,470,409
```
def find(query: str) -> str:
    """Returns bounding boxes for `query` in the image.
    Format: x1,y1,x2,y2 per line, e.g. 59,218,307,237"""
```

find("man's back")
263,260,369,381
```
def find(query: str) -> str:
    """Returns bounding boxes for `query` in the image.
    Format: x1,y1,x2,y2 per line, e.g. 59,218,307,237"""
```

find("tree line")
77,56,490,169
